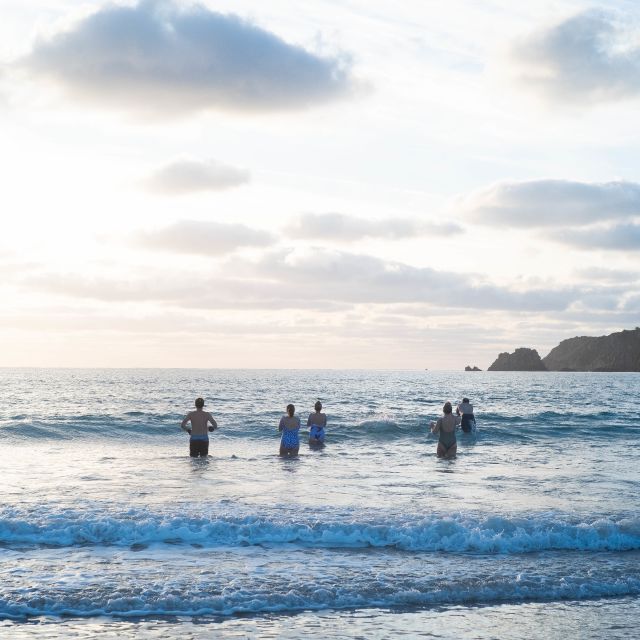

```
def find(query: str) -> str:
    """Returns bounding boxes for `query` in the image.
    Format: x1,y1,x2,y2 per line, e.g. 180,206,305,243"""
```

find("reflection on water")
189,457,212,474
279,456,301,473
435,465,457,474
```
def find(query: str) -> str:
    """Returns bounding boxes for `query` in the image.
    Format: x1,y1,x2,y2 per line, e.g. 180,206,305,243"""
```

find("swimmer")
307,400,327,446
180,397,218,458
456,397,476,433
278,403,301,457
430,401,461,459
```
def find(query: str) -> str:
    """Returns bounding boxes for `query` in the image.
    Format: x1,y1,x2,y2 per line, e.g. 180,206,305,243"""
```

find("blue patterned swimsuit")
308,412,327,442
279,416,300,448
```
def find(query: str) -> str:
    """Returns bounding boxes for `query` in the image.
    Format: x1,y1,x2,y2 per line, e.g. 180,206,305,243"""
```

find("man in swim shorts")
181,397,218,457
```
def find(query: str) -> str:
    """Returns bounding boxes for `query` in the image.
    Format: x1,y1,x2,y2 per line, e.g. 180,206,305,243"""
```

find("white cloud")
576,267,640,284
144,159,249,195
19,0,359,116
286,212,462,241
135,220,275,256
511,9,640,105
460,179,640,227
23,247,593,313
623,295,640,312
0,250,39,277
556,222,640,251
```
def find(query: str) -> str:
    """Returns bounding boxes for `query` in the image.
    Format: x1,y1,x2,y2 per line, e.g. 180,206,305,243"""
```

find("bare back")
307,412,326,427
436,414,459,433
182,409,217,437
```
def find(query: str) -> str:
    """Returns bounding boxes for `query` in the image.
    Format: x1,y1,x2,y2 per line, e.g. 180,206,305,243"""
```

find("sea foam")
2,507,639,553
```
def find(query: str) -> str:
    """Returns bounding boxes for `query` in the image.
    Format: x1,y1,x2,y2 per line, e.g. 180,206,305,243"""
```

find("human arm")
207,413,218,432
180,413,192,435
430,418,440,434
278,416,285,432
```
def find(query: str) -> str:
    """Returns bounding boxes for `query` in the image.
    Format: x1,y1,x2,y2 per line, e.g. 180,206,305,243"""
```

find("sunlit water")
1,369,639,638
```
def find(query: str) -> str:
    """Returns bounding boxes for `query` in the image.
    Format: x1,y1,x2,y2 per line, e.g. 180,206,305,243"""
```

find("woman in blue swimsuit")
307,401,326,447
279,403,301,457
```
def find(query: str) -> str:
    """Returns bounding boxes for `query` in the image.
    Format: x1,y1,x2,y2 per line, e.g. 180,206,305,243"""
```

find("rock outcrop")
542,327,640,372
464,365,482,371
488,348,547,371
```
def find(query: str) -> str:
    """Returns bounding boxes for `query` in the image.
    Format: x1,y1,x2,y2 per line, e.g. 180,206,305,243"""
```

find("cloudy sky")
1,0,639,369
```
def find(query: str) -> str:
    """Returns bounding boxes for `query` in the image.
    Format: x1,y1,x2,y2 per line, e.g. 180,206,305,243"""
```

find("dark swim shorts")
461,414,476,433
189,440,209,457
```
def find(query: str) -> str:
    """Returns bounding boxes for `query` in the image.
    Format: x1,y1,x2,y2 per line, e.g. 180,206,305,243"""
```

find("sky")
1,0,639,369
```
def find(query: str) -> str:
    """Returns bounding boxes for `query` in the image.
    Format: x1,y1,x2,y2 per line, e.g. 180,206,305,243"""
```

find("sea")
1,368,639,639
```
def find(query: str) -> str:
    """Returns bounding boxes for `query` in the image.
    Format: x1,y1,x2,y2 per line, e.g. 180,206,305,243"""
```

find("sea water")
0,369,639,639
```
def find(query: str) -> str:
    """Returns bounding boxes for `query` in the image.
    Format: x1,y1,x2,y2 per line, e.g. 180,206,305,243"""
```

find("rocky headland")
465,365,482,371
487,327,640,372
487,348,547,371
542,327,640,371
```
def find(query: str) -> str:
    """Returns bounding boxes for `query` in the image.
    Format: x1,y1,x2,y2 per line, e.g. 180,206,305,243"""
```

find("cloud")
135,220,275,256
226,248,628,313
623,295,640,312
0,251,40,278
461,179,640,227
576,267,640,284
144,159,250,194
19,0,358,116
556,222,640,251
287,212,462,241
510,10,640,104
26,247,586,313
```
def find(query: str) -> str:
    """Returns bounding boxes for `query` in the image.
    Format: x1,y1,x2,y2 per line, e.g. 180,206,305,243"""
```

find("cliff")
488,348,547,371
542,327,640,372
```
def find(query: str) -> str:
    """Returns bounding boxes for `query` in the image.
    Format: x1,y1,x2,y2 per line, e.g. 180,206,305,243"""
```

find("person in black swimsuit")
430,401,461,458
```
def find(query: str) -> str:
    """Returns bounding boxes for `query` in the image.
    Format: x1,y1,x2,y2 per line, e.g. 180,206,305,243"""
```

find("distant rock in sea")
488,348,547,371
542,327,640,372
464,365,482,371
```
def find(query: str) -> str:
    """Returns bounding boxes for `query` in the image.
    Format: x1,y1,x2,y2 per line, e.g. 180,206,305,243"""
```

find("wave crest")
2,508,639,553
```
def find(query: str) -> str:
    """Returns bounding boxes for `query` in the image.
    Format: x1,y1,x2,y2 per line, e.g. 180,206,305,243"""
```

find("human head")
462,398,469,404
195,397,204,409
314,401,322,412
443,401,452,414
286,403,295,417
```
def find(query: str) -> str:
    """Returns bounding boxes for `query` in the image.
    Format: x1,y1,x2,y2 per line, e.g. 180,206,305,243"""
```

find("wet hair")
195,397,204,408
462,398,469,404
314,401,322,411
443,401,453,414
286,403,295,417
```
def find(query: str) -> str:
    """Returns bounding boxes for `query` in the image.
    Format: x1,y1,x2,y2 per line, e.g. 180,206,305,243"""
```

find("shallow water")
1,369,639,637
